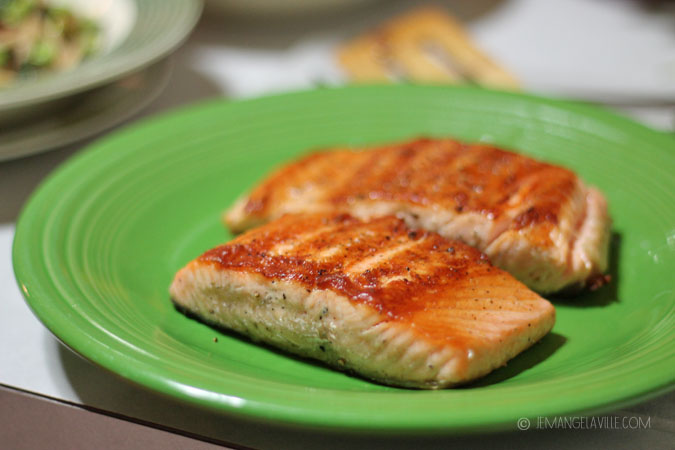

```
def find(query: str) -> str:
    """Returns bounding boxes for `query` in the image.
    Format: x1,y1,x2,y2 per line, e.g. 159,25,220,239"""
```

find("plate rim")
12,84,675,432
0,0,202,111
0,57,173,161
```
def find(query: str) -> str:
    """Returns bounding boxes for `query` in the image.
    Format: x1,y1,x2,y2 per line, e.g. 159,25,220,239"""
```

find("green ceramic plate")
13,85,675,432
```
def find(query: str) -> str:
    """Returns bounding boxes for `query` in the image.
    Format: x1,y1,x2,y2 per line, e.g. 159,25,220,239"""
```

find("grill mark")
239,138,580,247
511,169,576,227
244,151,356,215
315,245,343,260
312,151,364,203
504,168,551,208
195,213,556,362
243,153,323,214
332,147,390,203
445,145,530,215
469,166,578,249
376,141,437,204
380,274,411,285
309,217,408,268
345,238,421,275
396,140,467,206
330,143,422,205
200,214,543,346
415,141,465,196
270,224,339,255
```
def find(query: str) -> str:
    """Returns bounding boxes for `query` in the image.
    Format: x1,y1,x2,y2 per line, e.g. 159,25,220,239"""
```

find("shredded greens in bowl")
0,0,99,87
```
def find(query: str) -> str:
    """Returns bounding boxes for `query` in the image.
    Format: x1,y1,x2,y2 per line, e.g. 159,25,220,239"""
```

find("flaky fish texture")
171,213,555,389
225,138,611,294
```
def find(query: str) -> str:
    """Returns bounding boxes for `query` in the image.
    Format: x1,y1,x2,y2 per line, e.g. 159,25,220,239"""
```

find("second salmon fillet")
171,213,555,388
225,138,611,294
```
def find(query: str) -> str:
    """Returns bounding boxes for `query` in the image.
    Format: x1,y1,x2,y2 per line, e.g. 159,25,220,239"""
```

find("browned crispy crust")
225,137,611,294
172,213,555,387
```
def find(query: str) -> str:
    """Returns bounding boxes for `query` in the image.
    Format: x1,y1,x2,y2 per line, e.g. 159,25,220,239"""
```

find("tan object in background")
337,7,519,89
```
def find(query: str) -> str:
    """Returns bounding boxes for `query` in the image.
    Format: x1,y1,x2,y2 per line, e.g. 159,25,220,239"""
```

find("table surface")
1,1,673,448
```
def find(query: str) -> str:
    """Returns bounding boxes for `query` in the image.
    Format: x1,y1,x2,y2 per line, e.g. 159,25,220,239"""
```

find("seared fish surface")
171,214,555,389
225,138,610,294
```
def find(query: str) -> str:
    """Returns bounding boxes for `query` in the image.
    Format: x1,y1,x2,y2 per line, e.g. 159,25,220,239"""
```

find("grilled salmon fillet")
225,138,610,294
170,213,555,389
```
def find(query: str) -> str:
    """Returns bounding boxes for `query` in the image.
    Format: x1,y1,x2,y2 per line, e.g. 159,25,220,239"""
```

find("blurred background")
170,0,675,124
0,1,673,448
2,0,673,214
1,0,674,164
